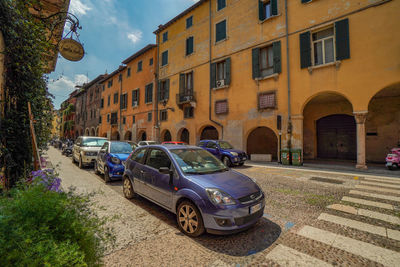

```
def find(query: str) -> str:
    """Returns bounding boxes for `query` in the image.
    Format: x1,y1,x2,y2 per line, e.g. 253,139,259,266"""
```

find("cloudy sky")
48,0,199,109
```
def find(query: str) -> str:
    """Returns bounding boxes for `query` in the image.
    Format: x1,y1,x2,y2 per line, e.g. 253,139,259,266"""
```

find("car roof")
80,136,107,139
146,144,201,150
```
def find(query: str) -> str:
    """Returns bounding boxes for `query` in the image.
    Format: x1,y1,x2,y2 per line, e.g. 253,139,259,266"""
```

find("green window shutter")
273,41,281,73
190,37,194,54
158,81,162,101
210,63,216,89
299,31,311,68
258,0,265,21
252,48,260,79
145,86,148,103
149,83,153,102
165,79,170,100
137,90,140,105
335,18,350,60
179,73,185,93
271,0,278,16
225,57,231,85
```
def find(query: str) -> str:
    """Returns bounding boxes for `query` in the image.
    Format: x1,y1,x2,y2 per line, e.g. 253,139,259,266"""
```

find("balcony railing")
176,90,196,105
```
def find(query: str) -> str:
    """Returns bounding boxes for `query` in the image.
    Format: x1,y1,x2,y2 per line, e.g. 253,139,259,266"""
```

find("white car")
137,141,158,146
72,136,107,168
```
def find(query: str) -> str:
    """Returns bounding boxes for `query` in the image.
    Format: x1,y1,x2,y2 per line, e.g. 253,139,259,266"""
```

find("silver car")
137,141,158,146
72,136,107,168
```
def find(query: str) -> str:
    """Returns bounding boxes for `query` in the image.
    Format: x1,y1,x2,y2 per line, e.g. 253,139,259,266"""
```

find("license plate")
250,203,262,214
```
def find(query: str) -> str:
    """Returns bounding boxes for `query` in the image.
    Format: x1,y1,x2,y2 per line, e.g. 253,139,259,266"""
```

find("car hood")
110,153,130,161
80,147,102,152
187,170,259,199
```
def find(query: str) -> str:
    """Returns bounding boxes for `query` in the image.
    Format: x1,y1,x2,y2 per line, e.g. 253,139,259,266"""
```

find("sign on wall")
58,38,84,62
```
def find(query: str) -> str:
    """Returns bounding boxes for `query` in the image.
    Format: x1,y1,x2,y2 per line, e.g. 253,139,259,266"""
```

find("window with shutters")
113,93,118,104
99,115,102,124
118,74,122,82
159,80,169,101
100,98,104,108
122,116,126,125
149,58,153,66
120,93,127,109
259,0,278,21
145,83,153,104
258,92,276,110
186,16,193,29
217,0,226,11
147,112,152,122
127,67,131,77
215,100,228,115
162,31,168,42
252,41,281,79
137,61,143,72
107,80,113,88
107,95,110,106
132,115,136,124
260,45,274,77
111,112,118,125
211,58,231,89
184,106,194,119
312,27,335,66
107,114,110,123
132,89,139,107
262,1,272,20
186,36,194,56
215,20,226,43
160,110,168,122
161,50,168,66
185,72,193,93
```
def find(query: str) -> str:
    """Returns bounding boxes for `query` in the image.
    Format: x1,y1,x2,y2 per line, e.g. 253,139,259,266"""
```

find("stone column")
354,111,368,169
291,115,304,149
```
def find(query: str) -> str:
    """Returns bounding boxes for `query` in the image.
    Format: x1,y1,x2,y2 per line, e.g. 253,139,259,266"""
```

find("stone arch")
246,126,278,161
301,91,353,115
111,131,120,141
91,127,96,136
199,125,219,140
303,92,354,160
124,131,132,141
161,129,172,142
178,128,190,144
84,128,90,136
138,130,147,141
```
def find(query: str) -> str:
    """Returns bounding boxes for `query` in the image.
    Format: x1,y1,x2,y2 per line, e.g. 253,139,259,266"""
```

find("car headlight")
230,152,238,156
206,188,236,205
111,157,121,164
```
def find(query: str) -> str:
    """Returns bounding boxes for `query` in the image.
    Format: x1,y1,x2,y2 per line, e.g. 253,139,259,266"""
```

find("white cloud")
127,30,143,44
69,0,92,16
48,74,89,93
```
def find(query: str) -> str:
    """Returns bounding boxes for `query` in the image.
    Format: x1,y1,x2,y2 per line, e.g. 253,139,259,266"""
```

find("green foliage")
0,0,54,186
0,185,115,266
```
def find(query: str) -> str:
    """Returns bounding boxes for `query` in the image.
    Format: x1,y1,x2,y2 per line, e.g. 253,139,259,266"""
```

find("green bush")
0,185,115,266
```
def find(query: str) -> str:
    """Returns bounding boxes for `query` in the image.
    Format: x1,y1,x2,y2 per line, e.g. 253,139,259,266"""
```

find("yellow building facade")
154,0,400,168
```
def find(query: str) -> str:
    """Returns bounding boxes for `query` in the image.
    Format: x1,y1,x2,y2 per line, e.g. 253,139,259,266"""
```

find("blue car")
94,141,133,183
123,145,264,237
198,140,247,167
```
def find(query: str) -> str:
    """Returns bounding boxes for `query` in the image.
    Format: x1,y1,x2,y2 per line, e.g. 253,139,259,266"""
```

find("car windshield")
110,142,133,154
170,148,228,175
218,141,233,149
82,138,107,147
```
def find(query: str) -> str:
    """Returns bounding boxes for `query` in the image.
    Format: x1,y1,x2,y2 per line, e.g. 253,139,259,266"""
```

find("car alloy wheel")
123,177,135,199
104,166,111,183
177,201,204,237
223,156,232,167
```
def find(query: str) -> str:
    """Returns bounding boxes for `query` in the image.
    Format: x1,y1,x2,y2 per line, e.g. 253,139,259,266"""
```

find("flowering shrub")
29,169,62,192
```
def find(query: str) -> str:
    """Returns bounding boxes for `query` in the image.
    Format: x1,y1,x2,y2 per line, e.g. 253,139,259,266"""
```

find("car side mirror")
159,167,172,174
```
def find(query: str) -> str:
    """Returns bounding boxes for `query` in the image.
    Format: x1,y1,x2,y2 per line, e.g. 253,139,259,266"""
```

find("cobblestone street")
46,147,400,266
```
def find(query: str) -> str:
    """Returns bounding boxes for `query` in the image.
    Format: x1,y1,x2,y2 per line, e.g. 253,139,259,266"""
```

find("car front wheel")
223,156,232,167
177,201,205,237
104,166,111,183
94,161,100,175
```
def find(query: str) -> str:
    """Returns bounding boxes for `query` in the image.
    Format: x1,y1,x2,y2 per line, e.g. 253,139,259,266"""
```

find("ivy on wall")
0,0,54,187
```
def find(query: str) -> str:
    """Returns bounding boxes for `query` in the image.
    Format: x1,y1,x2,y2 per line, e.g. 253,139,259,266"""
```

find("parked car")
72,136,107,168
386,147,400,170
127,141,139,150
94,141,133,182
162,141,187,145
198,140,247,167
123,145,264,237
138,141,158,146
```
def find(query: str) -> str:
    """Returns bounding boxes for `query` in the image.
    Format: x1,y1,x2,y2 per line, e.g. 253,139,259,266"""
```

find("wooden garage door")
317,115,356,160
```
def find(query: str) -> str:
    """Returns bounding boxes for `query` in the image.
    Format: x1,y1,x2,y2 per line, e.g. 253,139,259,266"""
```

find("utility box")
291,149,303,166
281,149,290,165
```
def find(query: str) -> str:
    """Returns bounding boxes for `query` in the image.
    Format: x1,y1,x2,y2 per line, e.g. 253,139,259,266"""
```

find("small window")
261,1,272,20
145,149,171,170
184,72,193,92
145,83,153,103
120,93,127,109
149,58,153,66
312,27,335,66
99,115,102,124
258,92,276,109
217,61,226,81
132,89,139,106
159,80,169,101
113,93,118,104
132,115,136,124
127,67,131,77
161,51,168,66
102,84,105,91
108,80,113,88
100,98,104,108
186,36,194,56
184,106,194,118
118,74,122,82
160,110,167,121
147,111,152,122
260,45,274,77
107,95,110,106
215,100,228,114
107,113,110,122
111,112,118,124
162,31,168,42
216,20,226,42
122,116,126,125
186,16,193,29
217,0,226,11
137,61,143,72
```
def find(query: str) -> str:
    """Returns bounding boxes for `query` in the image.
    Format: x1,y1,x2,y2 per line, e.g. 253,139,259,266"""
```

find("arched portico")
178,128,190,144
161,129,172,142
199,125,219,140
246,126,278,161
124,131,132,141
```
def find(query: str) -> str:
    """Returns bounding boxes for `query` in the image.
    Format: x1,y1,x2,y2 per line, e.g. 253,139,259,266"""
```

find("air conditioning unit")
132,101,138,107
216,79,225,88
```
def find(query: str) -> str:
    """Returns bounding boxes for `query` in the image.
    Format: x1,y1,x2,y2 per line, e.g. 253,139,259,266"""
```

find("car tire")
94,161,100,175
177,201,205,237
123,176,136,199
104,166,111,183
223,156,232,167
239,162,244,166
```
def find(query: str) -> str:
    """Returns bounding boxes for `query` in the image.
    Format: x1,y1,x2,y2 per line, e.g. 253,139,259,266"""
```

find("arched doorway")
247,127,278,161
366,83,400,163
91,128,95,136
200,126,219,140
303,92,354,160
179,128,189,144
317,115,356,160
111,131,120,141
139,131,147,141
162,130,172,142
85,128,89,136
124,131,132,141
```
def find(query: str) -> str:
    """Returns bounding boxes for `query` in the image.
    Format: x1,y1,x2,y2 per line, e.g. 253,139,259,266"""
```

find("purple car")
123,145,265,237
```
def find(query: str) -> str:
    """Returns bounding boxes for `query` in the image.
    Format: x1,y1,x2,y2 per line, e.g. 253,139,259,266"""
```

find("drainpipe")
208,0,224,138
155,37,160,142
285,0,292,151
